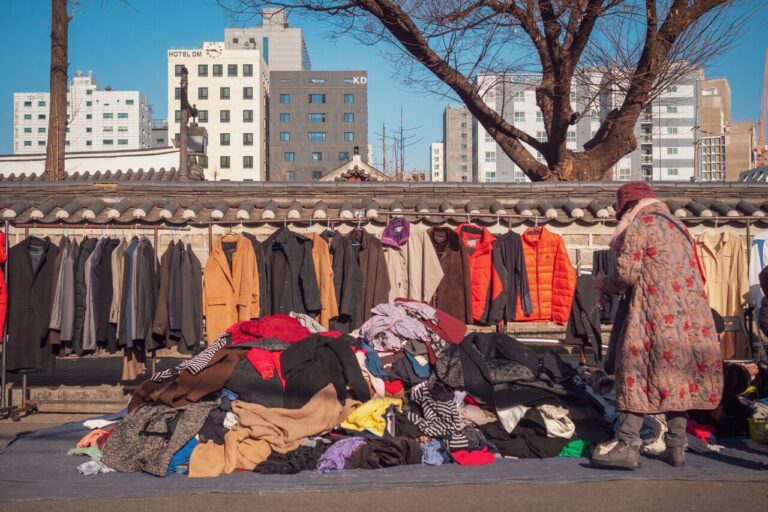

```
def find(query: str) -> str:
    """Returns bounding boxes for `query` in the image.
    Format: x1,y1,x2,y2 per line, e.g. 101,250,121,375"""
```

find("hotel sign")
168,50,203,58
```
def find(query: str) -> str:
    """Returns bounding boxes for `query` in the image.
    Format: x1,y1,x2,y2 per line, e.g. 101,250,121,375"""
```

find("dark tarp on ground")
0,412,767,502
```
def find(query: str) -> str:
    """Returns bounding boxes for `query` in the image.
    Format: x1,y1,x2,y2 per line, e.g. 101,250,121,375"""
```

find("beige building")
728,121,756,180
443,106,474,182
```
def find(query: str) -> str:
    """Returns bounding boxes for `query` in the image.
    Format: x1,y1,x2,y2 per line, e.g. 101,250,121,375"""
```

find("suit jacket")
428,227,472,323
243,233,269,316
48,236,68,345
152,241,175,346
263,228,321,316
136,239,159,348
203,234,259,344
325,231,362,333
6,237,59,372
72,237,97,353
60,240,78,343
95,238,119,351
348,229,390,329
109,239,127,327
188,243,204,353
180,243,203,353
169,241,185,334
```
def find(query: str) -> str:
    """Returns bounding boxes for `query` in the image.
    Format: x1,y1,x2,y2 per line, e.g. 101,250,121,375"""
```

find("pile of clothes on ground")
69,301,614,477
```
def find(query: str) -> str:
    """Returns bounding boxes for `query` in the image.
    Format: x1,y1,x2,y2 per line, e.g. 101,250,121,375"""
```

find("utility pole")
382,123,387,175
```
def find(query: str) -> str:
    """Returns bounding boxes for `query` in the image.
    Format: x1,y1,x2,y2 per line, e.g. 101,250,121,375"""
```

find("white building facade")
13,71,152,154
430,141,444,182
224,8,310,71
473,69,702,182
167,42,270,181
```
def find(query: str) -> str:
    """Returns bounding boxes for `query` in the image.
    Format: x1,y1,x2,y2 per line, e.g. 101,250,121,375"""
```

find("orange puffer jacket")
515,227,576,324
456,224,503,324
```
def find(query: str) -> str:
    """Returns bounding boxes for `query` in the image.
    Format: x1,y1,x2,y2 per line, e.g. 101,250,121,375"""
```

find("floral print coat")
605,202,723,413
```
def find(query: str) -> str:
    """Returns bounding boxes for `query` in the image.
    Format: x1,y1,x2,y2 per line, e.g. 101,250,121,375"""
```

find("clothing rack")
0,211,766,418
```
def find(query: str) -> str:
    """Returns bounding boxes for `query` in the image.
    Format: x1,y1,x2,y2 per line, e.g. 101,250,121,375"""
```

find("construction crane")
757,48,768,168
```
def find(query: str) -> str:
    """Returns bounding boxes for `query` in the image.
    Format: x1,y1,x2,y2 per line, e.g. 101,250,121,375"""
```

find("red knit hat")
615,182,656,219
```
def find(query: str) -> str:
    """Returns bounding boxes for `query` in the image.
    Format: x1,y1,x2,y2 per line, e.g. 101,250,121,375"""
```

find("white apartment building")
13,71,152,154
472,69,702,182
167,41,269,181
224,8,310,71
430,141,444,182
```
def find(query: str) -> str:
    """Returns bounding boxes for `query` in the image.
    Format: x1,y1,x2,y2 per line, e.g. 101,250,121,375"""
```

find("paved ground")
2,481,766,511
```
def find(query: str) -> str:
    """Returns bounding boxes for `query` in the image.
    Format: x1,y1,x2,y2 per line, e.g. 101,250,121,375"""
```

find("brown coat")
349,229,391,325
605,202,723,413
428,227,472,323
307,233,339,330
203,235,259,344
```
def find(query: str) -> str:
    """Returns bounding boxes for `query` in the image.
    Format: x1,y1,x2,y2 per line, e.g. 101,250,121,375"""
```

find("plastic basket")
748,417,768,444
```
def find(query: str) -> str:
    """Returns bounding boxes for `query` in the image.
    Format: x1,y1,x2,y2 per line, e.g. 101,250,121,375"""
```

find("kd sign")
352,76,367,84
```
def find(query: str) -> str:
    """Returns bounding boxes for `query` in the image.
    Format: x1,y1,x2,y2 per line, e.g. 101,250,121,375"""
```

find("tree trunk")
44,0,69,181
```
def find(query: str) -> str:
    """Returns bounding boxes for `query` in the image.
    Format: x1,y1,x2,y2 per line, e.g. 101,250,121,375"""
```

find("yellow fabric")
696,232,749,359
340,397,403,436
189,384,358,477
307,233,339,330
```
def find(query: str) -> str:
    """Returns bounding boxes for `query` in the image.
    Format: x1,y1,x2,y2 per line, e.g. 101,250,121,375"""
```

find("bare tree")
44,0,71,181
220,0,755,181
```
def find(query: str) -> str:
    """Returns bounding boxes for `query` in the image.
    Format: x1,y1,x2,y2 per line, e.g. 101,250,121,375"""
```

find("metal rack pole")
1,220,8,410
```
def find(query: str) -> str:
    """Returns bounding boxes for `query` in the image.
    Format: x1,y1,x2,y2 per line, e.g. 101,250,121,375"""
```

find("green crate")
748,417,768,444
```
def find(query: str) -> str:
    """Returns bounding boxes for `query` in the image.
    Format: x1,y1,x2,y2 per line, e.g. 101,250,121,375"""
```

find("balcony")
641,134,653,143
641,155,653,164
641,113,653,122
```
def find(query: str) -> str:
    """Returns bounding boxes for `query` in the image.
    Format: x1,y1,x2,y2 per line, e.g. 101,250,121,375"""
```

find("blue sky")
1,0,766,170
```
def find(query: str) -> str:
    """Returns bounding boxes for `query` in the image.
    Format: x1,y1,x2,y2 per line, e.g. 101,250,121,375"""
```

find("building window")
567,131,576,143
86,114,92,119
312,151,322,161
220,156,230,168
485,151,496,163
198,110,208,122
284,152,296,162
243,110,253,122
280,131,291,141
461,155,468,161
339,151,350,161
344,112,354,122
86,89,93,95
85,140,92,146
23,101,32,107
666,106,678,114
667,85,678,93
243,133,253,145
460,122,467,129
23,140,31,146
227,64,237,77
308,113,326,123
536,130,547,142
103,113,113,119
175,88,181,100
344,132,354,142
666,147,678,155
514,112,525,122
38,140,45,146
38,114,46,120
280,94,290,104
86,127,92,133
344,94,354,104
243,156,253,168
198,64,208,77
243,87,253,100
24,114,31,120
243,64,253,77
309,93,326,104
86,101,92,107
220,133,230,146
103,139,114,145
213,64,222,77
232,37,239,44
198,87,208,100
220,87,230,100
667,127,678,135
174,64,184,77
37,100,46,107
198,156,208,168
103,126,114,132
117,112,128,119
513,91,524,102
220,110,230,123
23,127,31,133
118,139,128,145
309,132,327,141
279,112,291,122
667,168,679,176
312,170,322,180
286,171,296,181
37,127,46,134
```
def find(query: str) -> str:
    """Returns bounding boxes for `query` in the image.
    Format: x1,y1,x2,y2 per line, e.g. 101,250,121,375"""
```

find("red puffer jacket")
515,227,576,325
456,224,503,324
0,231,6,341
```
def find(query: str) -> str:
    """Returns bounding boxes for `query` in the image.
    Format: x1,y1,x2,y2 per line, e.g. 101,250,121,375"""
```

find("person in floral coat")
591,182,723,469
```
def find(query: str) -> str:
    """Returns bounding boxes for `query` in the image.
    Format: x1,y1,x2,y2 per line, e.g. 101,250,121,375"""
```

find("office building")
443,106,474,182
151,119,169,148
167,41,269,181
13,71,152,154
727,121,756,179
224,8,310,71
268,70,368,181
430,141,444,181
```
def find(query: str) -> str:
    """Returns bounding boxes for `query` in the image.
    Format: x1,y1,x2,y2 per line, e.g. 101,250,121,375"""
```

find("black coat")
592,250,621,324
72,237,97,354
759,266,768,337
136,239,159,348
95,238,120,350
325,231,365,333
180,243,203,353
280,334,371,408
243,233,268,316
263,228,321,316
168,241,184,334
6,237,59,373
347,229,390,329
565,274,603,360
492,231,532,322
